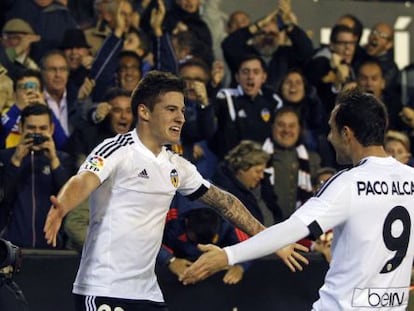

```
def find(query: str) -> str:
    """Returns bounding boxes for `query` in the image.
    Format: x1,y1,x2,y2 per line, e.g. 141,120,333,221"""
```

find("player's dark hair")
130,70,185,119
334,88,387,146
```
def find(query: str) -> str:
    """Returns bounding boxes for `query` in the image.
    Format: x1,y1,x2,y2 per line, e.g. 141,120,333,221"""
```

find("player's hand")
181,244,229,285
168,258,193,281
223,264,244,285
44,195,65,247
275,243,309,272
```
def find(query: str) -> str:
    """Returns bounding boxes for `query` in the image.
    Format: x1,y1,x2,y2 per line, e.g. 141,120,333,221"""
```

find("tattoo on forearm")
200,185,265,236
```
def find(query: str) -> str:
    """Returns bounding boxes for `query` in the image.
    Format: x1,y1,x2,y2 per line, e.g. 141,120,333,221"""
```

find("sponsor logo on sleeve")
83,155,104,172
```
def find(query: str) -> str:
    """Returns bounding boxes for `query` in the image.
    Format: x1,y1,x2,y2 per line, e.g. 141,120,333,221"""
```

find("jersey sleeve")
173,154,210,199
293,170,352,238
78,137,125,183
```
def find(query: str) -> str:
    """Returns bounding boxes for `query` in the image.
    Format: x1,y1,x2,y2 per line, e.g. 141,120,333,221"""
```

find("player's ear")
138,104,150,122
342,126,352,141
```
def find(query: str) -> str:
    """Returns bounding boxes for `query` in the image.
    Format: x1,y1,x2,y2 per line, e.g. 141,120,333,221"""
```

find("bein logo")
352,287,408,308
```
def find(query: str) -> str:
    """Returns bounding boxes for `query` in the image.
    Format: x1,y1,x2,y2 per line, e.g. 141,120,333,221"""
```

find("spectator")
277,68,325,153
356,59,403,130
208,54,283,159
1,68,67,149
335,13,369,71
0,103,73,248
213,140,283,227
226,10,251,34
0,64,14,113
67,87,133,165
159,194,251,285
5,0,78,63
364,22,400,96
40,49,79,139
0,18,40,81
60,28,94,97
263,106,321,219
164,0,214,66
384,130,414,166
307,24,356,117
222,1,314,89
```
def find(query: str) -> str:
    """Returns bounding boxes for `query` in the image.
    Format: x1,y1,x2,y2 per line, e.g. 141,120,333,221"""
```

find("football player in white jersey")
43,70,308,311
183,88,414,311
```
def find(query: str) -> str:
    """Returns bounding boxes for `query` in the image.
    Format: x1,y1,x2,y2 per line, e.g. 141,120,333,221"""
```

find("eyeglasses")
371,29,391,40
43,66,69,74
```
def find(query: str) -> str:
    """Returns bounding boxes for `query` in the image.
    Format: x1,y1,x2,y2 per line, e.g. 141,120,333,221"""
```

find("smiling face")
236,59,267,98
118,55,142,92
281,72,306,103
109,95,133,134
272,111,301,148
140,91,185,148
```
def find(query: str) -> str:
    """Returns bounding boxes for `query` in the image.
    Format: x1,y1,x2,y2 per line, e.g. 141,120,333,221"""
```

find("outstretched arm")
182,216,310,284
198,185,309,272
44,171,100,247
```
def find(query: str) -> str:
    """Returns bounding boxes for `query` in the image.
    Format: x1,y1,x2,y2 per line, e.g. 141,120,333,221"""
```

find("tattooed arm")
199,184,265,236
194,184,309,276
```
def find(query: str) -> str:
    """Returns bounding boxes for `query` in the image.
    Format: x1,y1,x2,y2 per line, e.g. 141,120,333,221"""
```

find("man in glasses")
364,22,400,96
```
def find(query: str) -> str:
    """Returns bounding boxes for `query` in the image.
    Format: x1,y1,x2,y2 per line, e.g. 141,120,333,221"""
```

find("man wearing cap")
5,0,78,63
0,18,40,80
61,28,94,95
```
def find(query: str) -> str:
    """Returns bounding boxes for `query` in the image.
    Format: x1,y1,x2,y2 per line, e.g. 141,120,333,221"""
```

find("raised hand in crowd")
15,83,45,110
150,0,166,37
210,60,225,88
93,102,112,123
77,77,95,101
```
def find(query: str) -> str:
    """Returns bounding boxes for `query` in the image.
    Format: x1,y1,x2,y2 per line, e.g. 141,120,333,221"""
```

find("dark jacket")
212,163,283,224
209,85,282,159
6,0,78,63
158,193,251,271
0,148,74,248
222,25,314,89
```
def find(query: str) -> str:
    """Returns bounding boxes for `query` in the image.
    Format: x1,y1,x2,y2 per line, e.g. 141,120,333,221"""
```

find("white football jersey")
73,130,210,301
295,156,414,310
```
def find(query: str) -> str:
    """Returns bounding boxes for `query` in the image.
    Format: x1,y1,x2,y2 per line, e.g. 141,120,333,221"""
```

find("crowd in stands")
1,0,414,285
